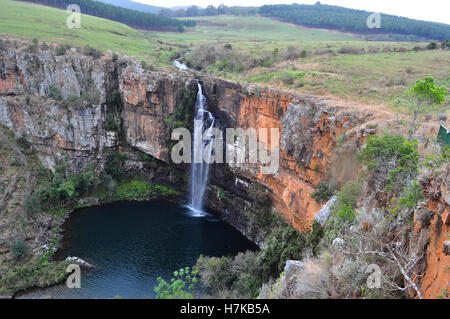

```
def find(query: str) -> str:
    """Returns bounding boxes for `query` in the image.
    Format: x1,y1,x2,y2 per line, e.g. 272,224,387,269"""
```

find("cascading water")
188,81,215,216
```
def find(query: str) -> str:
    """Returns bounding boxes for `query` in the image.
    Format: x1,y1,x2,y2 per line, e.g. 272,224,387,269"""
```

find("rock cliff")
0,45,447,298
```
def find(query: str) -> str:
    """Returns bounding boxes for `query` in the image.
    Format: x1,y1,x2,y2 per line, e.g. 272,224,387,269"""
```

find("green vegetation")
192,219,324,298
311,180,336,203
0,0,164,62
10,240,28,260
154,267,198,299
112,180,179,201
0,258,69,295
260,3,450,41
150,15,354,45
403,76,447,136
359,134,420,192
104,114,120,131
104,151,127,181
26,0,194,32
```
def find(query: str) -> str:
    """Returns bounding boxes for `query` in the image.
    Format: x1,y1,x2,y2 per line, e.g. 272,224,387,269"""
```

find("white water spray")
188,81,215,216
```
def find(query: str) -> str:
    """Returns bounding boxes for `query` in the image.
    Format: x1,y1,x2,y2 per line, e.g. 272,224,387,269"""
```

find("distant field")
148,15,358,44
241,50,450,107
147,15,450,109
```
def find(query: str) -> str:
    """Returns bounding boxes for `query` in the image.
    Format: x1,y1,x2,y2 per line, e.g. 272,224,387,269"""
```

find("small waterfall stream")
188,81,215,215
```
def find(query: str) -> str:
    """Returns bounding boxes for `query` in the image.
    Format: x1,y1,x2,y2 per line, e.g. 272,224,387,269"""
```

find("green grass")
0,0,162,62
240,49,450,106
93,180,179,202
148,15,357,45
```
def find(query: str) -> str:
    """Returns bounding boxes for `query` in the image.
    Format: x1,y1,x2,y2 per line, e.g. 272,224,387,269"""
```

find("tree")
10,240,28,260
186,6,200,17
154,267,198,299
204,5,217,16
405,77,447,137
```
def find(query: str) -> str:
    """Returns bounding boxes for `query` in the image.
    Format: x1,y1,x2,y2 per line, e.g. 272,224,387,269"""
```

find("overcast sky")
135,0,449,24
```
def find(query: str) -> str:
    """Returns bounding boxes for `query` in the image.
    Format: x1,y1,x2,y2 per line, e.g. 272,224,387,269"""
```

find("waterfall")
188,81,215,215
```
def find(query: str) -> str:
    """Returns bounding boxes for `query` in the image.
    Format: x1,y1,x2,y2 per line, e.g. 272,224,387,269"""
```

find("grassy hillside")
149,15,357,45
0,0,163,61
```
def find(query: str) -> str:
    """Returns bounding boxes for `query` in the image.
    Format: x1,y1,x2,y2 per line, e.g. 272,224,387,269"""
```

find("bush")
105,114,119,131
338,46,361,54
311,181,335,203
337,181,361,209
258,225,306,282
24,192,42,217
48,85,61,100
195,255,233,295
195,251,261,298
55,45,67,56
359,134,420,191
427,42,439,50
154,267,198,299
104,151,127,181
10,240,28,260
83,46,103,59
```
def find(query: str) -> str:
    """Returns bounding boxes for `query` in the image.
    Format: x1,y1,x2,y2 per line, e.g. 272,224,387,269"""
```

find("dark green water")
20,201,257,299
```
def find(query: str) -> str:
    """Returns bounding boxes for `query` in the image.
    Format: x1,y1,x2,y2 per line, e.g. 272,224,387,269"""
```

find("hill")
96,0,163,14
17,0,194,31
0,0,163,60
260,3,450,41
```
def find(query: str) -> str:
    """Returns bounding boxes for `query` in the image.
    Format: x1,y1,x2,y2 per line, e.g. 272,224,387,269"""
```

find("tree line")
158,5,259,18
22,0,195,32
259,3,450,41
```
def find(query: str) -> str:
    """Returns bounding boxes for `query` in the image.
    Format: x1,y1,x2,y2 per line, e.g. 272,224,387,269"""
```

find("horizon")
132,0,450,25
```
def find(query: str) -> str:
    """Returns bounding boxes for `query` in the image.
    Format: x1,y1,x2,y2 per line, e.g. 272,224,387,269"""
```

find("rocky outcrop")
199,77,371,231
414,168,450,299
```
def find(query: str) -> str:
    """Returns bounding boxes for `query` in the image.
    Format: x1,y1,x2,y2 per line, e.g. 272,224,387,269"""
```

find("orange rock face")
419,200,450,298
200,79,366,231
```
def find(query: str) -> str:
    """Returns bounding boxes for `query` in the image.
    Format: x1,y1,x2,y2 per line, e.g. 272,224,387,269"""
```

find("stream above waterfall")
18,201,257,299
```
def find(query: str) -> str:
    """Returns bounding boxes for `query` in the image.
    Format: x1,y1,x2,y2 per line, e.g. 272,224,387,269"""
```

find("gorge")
0,44,448,299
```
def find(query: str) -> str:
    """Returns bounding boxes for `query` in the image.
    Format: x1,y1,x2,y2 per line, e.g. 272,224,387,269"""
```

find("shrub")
48,85,61,100
359,134,420,191
154,267,198,299
337,181,361,209
311,181,335,203
105,114,119,131
258,225,306,282
195,255,233,295
338,46,361,54
10,240,28,260
83,46,103,59
195,251,261,298
55,45,67,56
104,151,127,181
426,42,439,50
24,192,42,217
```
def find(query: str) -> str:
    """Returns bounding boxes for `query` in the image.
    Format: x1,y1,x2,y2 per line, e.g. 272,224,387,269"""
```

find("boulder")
315,196,337,225
65,256,95,268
